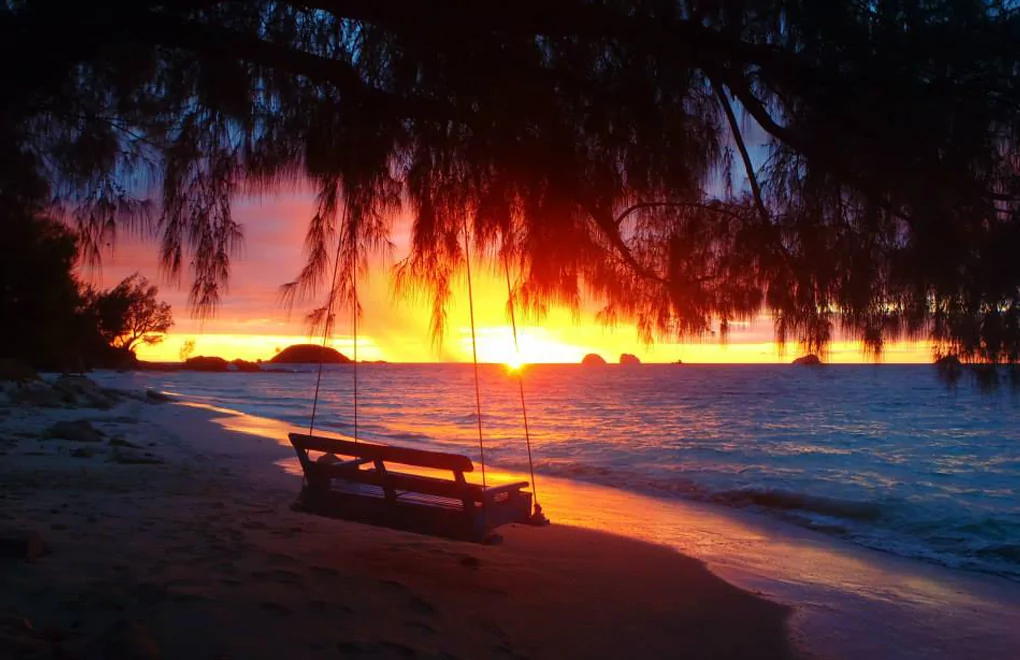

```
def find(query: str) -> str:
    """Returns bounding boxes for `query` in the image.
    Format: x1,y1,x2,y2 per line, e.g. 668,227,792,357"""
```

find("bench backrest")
288,433,475,473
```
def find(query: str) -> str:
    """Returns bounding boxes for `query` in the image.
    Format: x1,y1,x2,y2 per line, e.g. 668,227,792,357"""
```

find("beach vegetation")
0,213,174,370
0,209,83,370
178,339,196,362
80,274,174,354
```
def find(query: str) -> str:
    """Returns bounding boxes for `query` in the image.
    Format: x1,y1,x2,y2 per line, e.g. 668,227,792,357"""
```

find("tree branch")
583,202,669,286
711,79,800,269
148,14,464,125
614,201,749,227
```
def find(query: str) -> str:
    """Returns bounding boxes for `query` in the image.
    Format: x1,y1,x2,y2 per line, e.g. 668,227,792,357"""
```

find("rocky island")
269,344,351,364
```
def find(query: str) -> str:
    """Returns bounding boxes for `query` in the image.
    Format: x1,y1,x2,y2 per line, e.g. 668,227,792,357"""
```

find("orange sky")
85,192,933,364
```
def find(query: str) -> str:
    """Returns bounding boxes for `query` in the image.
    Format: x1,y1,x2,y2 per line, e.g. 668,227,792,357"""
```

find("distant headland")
141,344,355,372
269,344,351,364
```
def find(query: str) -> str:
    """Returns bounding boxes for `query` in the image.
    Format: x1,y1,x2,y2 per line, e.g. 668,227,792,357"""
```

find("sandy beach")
1,379,797,659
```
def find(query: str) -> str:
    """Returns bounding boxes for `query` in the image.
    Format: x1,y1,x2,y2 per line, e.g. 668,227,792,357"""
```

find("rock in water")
145,389,172,403
229,358,261,372
581,353,607,366
270,344,351,364
619,353,641,365
792,354,822,366
182,356,230,371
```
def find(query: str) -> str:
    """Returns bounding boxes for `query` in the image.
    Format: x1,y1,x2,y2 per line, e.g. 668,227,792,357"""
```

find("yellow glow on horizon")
458,326,601,365
135,329,934,364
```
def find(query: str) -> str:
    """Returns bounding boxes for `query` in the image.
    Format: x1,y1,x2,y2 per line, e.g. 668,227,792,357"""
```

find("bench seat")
288,433,533,542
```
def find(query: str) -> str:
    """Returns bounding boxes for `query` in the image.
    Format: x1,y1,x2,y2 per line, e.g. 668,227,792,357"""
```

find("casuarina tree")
2,1,1018,362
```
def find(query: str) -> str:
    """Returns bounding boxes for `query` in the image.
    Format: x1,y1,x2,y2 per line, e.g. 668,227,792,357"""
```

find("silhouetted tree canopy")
0,212,174,369
0,208,82,369
3,0,1019,362
80,274,174,353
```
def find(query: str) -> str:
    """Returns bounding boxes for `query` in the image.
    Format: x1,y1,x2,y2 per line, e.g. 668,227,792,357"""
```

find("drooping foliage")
3,0,1019,361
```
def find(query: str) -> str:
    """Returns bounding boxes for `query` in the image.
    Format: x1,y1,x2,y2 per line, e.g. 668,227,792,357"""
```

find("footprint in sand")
260,601,293,615
404,620,437,635
266,551,299,565
407,596,437,616
336,640,419,658
250,568,303,585
131,582,168,605
308,564,340,577
307,599,354,616
477,619,507,639
378,641,419,658
459,555,481,569
375,581,437,617
336,640,366,654
168,589,214,603
378,579,409,593
211,561,238,575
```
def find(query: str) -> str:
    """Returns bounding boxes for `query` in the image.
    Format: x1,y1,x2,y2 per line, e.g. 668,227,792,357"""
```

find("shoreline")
5,379,1020,658
206,396,1020,659
2,384,797,659
99,364,1020,587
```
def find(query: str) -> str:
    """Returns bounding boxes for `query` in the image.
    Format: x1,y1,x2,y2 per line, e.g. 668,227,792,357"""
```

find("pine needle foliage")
2,0,1019,362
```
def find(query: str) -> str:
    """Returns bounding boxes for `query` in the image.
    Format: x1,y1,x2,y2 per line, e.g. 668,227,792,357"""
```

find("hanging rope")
352,249,359,444
503,261,542,516
462,218,487,490
307,218,347,438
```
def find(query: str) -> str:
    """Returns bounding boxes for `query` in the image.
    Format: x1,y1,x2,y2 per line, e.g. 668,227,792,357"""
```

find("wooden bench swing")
287,222,547,543
288,434,536,542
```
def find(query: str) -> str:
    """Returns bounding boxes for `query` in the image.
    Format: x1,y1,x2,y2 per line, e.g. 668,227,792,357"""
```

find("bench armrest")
482,482,529,499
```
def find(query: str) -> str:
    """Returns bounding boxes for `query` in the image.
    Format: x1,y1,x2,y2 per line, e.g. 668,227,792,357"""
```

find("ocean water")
99,364,1020,581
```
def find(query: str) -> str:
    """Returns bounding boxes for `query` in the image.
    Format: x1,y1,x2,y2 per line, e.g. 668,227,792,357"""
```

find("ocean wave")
977,543,1020,563
509,459,1020,581
709,489,885,522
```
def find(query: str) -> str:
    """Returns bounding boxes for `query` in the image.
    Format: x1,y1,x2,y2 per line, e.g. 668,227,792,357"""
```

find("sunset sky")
87,191,932,365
